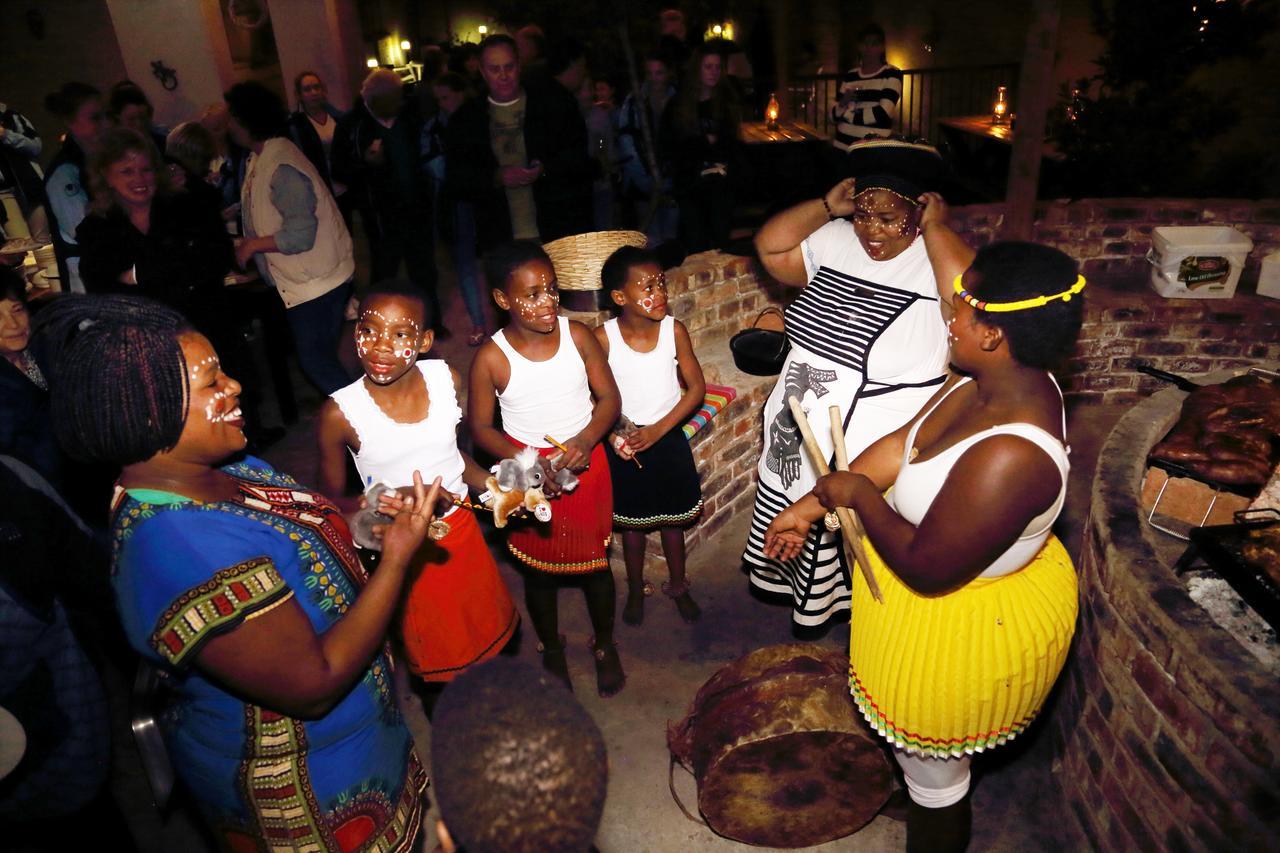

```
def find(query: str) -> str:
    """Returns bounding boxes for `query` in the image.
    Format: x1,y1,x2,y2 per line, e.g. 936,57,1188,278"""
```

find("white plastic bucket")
1146,225,1253,299
1256,250,1280,301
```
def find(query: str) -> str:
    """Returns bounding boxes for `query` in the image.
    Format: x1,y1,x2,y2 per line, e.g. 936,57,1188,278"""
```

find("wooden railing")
783,63,1020,144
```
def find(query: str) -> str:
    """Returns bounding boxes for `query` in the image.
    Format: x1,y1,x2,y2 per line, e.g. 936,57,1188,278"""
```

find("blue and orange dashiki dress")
110,456,425,852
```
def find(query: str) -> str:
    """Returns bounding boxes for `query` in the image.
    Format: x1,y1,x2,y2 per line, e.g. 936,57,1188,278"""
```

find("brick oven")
1057,379,1280,849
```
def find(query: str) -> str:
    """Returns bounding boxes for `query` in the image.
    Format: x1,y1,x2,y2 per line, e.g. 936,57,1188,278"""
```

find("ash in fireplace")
1185,571,1279,673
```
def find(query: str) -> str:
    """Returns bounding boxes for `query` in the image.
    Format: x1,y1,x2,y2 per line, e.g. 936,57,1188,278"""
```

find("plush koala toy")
350,481,395,550
484,446,577,528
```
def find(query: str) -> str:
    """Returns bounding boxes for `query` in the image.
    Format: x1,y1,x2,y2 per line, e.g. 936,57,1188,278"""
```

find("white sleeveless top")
889,376,1070,578
492,317,592,448
330,360,466,517
604,316,681,426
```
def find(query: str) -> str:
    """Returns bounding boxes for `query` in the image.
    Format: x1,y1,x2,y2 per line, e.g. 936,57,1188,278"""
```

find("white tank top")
604,316,682,426
330,360,466,517
492,316,593,448
889,376,1070,578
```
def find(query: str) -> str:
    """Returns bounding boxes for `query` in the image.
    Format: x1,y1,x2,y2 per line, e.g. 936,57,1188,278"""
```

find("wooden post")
1002,0,1061,240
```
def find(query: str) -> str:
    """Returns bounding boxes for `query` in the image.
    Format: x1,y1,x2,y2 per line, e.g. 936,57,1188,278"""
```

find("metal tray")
1179,508,1280,631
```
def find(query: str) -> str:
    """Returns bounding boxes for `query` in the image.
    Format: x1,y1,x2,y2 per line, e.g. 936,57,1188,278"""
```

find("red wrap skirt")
399,506,519,682
504,440,614,574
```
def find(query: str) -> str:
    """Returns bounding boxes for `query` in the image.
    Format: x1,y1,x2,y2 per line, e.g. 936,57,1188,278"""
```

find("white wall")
268,0,365,111
104,0,234,128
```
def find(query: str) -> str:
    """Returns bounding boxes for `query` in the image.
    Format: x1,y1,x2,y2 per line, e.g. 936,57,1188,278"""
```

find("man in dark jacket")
333,69,442,327
443,34,592,253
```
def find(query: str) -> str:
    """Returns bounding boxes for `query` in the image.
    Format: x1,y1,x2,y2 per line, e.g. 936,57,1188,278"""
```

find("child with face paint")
318,279,518,703
468,241,626,697
594,246,706,625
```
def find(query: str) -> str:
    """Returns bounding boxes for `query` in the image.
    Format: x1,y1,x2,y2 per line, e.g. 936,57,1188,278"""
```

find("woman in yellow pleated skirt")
849,535,1077,758
765,240,1087,852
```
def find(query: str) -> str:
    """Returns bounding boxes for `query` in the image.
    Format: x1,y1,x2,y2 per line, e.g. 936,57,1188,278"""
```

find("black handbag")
729,307,789,376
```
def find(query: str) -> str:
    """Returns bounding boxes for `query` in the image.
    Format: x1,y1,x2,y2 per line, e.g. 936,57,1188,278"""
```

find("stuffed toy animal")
350,481,395,550
484,446,577,528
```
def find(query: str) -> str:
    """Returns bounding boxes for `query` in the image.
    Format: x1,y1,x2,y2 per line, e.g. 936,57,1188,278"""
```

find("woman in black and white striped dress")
743,140,972,628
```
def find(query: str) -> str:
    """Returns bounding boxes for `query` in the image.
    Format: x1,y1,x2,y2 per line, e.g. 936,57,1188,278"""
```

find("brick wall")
563,252,790,578
948,198,1280,404
1054,387,1280,850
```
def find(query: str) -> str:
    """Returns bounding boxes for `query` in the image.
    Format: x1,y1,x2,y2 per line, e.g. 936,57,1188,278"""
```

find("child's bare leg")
525,573,570,690
583,570,626,697
660,527,701,622
621,530,648,625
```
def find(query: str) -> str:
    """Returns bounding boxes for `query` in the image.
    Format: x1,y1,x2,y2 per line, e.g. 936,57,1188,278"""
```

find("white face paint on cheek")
639,295,656,312
205,389,228,422
398,346,416,363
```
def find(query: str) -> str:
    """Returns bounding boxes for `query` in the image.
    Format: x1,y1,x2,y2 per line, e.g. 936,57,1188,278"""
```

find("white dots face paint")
512,279,559,321
189,355,219,381
356,309,421,363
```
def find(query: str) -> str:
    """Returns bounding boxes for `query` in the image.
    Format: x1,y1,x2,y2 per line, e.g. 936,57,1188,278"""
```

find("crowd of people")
1,11,1089,853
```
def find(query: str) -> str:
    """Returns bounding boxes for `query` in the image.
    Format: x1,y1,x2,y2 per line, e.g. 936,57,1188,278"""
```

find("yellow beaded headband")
953,273,1086,312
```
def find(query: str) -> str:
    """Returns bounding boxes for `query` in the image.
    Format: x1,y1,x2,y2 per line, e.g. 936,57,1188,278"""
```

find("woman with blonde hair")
77,128,230,317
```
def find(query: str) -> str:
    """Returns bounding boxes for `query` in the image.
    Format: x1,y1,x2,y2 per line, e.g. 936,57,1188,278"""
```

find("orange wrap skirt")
399,506,518,682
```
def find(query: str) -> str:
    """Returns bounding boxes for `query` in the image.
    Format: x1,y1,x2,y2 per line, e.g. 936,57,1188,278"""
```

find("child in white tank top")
594,246,707,625
317,282,517,704
468,242,627,697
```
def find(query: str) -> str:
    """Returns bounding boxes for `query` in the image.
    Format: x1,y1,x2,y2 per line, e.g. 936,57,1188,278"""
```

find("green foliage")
1052,0,1277,197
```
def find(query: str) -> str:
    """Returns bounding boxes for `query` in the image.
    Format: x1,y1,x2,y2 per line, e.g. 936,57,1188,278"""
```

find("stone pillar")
268,0,367,111
104,0,235,127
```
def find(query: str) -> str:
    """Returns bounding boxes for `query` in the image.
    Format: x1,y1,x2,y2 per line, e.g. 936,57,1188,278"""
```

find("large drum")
667,644,892,847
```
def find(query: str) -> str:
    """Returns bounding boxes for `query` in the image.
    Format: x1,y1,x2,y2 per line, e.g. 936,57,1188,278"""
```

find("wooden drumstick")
829,405,877,587
785,396,883,603
547,433,642,469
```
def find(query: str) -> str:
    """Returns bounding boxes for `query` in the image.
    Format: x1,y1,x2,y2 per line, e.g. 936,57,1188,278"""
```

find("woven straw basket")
544,230,647,310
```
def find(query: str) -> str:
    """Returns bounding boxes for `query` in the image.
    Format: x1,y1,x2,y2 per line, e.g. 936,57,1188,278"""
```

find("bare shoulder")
471,338,504,372
317,397,357,447
591,322,610,352
569,320,606,355
567,319,596,341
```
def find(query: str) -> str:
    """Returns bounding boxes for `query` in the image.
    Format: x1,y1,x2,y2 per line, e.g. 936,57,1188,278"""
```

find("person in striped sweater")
831,24,903,152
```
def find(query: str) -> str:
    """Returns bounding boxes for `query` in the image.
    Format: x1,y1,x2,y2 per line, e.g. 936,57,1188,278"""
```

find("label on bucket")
1178,255,1230,288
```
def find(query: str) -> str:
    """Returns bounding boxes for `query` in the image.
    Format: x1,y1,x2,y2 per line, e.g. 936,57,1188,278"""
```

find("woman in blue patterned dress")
744,140,975,629
37,294,441,852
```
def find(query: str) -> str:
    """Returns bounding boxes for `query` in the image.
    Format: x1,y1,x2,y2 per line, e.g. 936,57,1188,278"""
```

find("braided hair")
967,242,1084,370
35,294,192,465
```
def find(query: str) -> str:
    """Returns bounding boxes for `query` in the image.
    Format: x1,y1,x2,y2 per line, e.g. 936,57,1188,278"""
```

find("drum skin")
668,644,892,847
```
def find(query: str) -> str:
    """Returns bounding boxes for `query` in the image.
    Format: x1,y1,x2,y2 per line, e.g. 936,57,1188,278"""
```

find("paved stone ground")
107,261,1126,852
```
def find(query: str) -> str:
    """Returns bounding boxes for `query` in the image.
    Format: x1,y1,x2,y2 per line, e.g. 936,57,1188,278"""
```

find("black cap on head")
845,139,947,199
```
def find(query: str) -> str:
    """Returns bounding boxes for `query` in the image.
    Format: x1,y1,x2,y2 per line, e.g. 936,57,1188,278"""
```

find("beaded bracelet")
821,197,836,220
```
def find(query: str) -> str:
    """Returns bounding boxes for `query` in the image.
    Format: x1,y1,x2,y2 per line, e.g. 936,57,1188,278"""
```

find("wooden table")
938,115,1062,159
738,120,832,207
740,120,828,145
938,114,1065,199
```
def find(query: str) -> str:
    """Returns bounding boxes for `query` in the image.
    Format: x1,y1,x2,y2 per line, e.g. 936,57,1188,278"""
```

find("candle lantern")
992,86,1009,125
766,93,780,130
